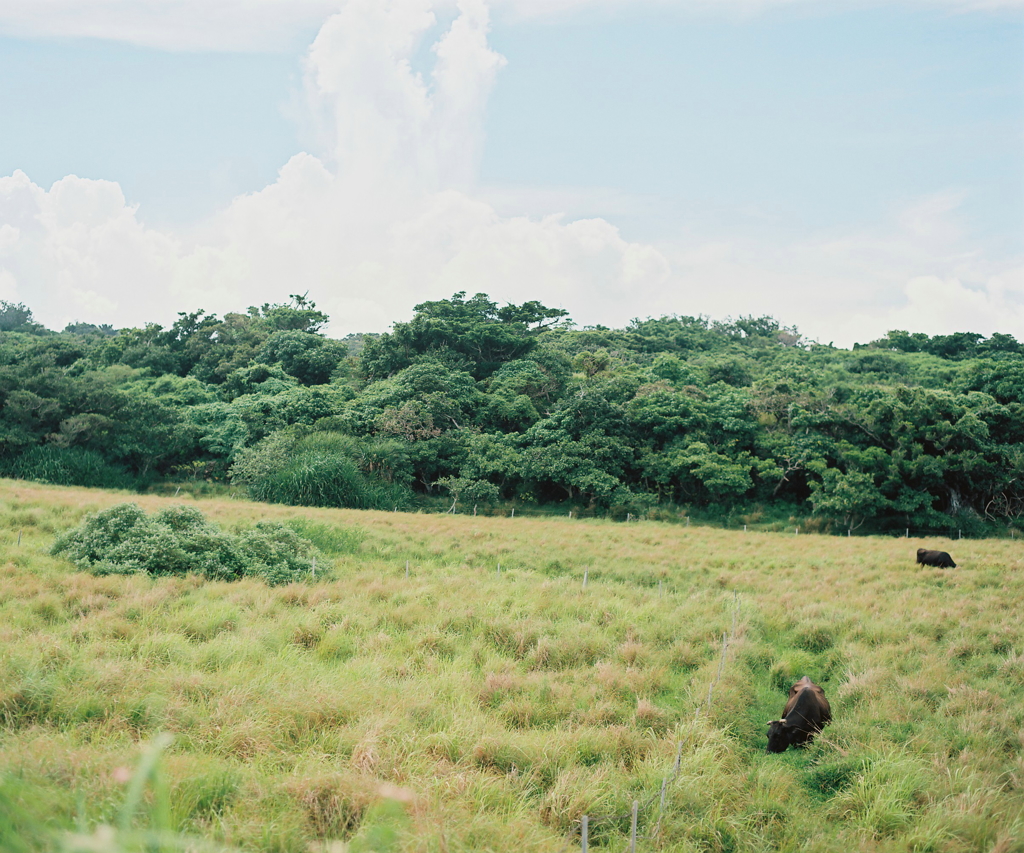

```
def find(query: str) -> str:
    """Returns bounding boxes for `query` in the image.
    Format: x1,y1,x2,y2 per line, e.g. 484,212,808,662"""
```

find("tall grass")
6,446,135,491
0,478,1022,852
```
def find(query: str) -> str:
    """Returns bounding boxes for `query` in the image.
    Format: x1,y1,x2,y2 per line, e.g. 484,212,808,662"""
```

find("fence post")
959,529,962,539
582,570,588,590
511,508,515,518
474,505,477,516
17,530,21,546
706,631,729,711
497,563,501,577
795,527,799,535
629,800,638,853
581,815,588,852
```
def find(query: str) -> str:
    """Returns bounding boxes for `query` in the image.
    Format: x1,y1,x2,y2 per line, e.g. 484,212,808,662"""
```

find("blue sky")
483,7,1023,243
0,0,1021,345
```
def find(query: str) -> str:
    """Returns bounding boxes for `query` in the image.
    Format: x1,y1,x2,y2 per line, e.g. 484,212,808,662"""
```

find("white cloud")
1,170,184,323
0,0,341,52
1,0,1018,52
651,194,1023,346
2,0,1020,346
854,264,1024,342
2,0,671,334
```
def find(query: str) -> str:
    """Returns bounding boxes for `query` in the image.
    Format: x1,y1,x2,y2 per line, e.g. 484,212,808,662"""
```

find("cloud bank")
1,0,1021,346
654,188,1024,345
1,0,671,336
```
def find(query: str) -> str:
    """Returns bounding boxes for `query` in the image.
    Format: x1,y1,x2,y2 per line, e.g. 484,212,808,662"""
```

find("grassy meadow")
0,479,1022,852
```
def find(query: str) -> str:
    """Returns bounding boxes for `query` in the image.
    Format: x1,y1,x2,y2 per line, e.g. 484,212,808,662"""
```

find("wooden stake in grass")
17,530,21,546
581,815,589,852
582,569,589,590
629,800,639,853
497,562,501,577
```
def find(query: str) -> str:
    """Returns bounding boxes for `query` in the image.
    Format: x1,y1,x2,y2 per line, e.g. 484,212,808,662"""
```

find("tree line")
2,293,1022,535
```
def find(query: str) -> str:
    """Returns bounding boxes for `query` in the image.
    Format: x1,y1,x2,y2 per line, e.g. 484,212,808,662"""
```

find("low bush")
50,503,324,584
7,445,134,490
230,430,413,511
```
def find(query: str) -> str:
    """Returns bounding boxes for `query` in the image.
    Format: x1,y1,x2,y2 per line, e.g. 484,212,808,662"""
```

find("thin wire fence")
562,592,742,852
372,500,1020,539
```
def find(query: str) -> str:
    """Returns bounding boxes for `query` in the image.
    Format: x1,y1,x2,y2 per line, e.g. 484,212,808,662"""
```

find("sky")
0,0,1022,347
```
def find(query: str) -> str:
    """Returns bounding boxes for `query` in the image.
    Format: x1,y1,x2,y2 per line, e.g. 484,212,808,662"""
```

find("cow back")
917,548,956,568
782,678,831,732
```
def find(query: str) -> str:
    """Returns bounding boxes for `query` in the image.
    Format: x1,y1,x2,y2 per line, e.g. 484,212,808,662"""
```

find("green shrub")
50,503,324,584
230,430,413,510
257,453,376,508
236,522,321,585
8,445,134,489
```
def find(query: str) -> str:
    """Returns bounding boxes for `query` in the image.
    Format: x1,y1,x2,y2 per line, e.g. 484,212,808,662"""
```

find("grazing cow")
916,548,956,568
766,676,832,753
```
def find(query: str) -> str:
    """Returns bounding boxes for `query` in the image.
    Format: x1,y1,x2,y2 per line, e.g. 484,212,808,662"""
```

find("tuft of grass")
828,748,931,838
283,518,364,556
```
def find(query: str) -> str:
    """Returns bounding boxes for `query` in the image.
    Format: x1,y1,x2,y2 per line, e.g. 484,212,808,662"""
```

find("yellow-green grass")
1,478,1022,852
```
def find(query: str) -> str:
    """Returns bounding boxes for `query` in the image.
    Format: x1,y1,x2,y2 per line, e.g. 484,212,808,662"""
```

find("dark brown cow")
766,676,832,753
916,548,956,568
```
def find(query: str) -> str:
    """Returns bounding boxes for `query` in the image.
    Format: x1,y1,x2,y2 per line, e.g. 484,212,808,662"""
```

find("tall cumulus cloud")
2,0,1021,343
0,0,671,334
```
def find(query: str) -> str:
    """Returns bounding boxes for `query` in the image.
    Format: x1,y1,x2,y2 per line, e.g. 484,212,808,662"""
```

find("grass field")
1,478,1022,852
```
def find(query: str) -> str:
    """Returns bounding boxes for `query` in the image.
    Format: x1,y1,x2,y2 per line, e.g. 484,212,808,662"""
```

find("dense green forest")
2,293,1022,535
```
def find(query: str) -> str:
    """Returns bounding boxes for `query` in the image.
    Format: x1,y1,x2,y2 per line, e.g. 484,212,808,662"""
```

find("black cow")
766,676,832,753
916,548,956,568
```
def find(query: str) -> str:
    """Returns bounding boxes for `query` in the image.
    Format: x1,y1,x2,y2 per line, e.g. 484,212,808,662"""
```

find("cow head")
766,718,794,753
